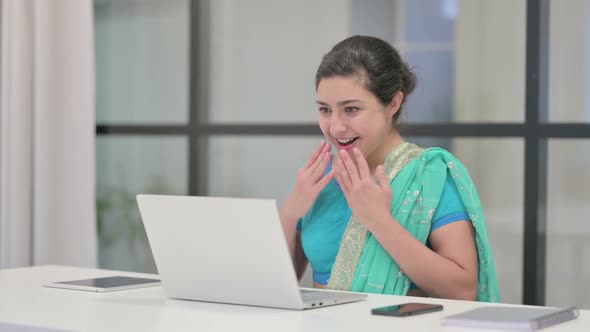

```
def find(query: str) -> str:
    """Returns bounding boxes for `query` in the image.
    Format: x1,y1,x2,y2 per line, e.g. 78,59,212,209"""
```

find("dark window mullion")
96,125,190,135
523,0,550,306
97,123,590,138
188,0,211,196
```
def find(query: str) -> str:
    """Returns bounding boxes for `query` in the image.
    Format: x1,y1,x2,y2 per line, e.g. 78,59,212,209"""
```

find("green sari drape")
327,142,500,302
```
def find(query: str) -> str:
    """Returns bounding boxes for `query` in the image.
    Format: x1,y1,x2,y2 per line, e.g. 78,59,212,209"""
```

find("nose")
330,112,348,137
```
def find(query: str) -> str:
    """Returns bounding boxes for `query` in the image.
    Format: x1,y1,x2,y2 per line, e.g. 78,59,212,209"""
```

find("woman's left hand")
334,148,392,232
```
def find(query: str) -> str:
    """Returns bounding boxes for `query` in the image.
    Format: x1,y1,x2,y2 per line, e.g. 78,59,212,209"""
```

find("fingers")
311,148,331,180
315,170,335,191
338,150,360,184
334,172,349,196
303,141,326,169
302,141,330,181
352,148,371,180
334,158,352,195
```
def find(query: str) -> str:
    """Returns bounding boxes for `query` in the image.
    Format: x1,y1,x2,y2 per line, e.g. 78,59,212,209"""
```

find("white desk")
0,265,587,332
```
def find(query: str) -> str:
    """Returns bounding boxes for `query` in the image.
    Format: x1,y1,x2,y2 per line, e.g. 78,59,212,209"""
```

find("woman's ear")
387,91,404,118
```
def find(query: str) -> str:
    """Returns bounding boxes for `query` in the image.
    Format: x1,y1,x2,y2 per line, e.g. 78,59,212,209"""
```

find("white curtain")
0,0,97,268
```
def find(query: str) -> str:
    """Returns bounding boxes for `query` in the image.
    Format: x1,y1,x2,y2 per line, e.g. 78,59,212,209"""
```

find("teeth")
337,138,355,144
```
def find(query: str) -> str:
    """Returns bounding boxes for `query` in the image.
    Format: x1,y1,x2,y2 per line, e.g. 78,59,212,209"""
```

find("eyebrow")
316,99,364,107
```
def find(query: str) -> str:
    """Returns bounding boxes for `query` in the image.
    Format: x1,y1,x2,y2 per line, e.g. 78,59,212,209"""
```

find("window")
95,0,590,307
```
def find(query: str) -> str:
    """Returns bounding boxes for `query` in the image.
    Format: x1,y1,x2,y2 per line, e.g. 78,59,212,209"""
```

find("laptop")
136,194,367,310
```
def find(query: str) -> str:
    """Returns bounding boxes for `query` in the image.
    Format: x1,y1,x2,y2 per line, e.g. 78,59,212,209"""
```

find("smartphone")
371,302,443,317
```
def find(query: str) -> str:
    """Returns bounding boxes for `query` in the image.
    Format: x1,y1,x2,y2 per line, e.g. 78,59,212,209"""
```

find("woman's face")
316,76,399,167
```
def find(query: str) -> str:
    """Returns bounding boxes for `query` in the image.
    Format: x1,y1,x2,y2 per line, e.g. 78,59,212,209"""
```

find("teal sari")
326,142,500,302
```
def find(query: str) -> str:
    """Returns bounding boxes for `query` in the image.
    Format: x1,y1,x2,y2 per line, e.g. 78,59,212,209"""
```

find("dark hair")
315,35,416,124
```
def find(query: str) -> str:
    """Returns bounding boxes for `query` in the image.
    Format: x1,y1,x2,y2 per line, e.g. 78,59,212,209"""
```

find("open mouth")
336,137,359,147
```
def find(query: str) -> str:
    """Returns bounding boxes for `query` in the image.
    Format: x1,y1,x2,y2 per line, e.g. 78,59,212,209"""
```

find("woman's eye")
345,107,359,113
318,107,331,113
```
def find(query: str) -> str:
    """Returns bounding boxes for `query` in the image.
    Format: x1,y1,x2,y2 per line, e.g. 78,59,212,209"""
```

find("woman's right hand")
281,141,335,222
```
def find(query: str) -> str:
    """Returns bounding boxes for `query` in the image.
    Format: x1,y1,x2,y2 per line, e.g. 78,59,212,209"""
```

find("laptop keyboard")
300,289,360,305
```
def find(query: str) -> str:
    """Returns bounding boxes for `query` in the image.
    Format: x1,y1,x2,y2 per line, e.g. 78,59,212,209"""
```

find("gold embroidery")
327,142,423,290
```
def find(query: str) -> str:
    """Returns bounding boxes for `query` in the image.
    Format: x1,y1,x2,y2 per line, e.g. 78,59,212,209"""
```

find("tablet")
43,276,161,292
